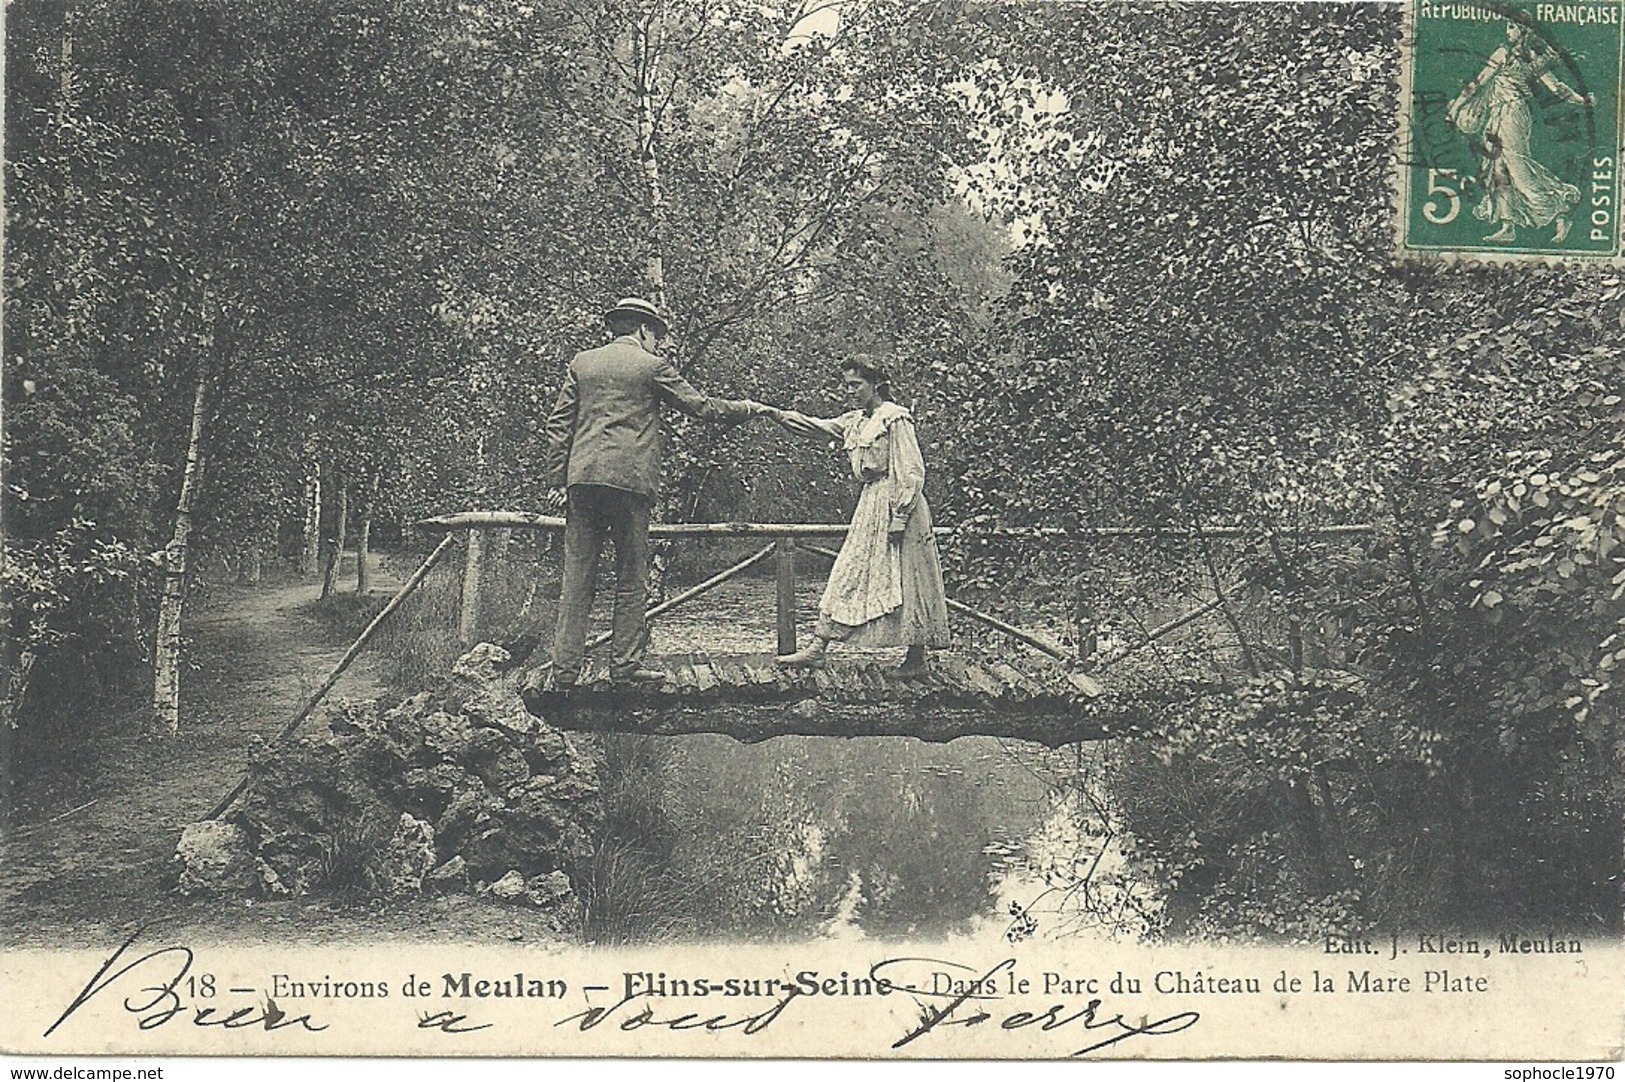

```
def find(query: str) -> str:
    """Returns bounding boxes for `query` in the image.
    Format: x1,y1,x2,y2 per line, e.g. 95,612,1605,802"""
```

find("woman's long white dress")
780,401,951,648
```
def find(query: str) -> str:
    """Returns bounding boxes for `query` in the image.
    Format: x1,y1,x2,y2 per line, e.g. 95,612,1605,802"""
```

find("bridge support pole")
459,528,483,644
775,535,797,655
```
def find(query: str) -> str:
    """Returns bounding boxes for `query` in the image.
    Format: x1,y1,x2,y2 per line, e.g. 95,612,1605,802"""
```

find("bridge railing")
208,511,1372,817
414,511,1376,669
417,512,856,658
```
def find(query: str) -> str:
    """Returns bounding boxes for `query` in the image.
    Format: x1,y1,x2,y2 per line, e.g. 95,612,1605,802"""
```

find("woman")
1447,20,1592,244
764,358,950,671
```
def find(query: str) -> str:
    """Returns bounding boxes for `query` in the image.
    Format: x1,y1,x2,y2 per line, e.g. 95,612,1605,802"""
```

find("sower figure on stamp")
543,297,765,686
1447,20,1593,245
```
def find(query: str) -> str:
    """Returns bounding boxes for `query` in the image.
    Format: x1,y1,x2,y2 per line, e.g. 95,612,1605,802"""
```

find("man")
542,297,759,686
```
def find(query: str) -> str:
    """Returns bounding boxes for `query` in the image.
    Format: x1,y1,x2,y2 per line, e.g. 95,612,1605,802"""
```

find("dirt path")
1,566,388,920
0,559,495,946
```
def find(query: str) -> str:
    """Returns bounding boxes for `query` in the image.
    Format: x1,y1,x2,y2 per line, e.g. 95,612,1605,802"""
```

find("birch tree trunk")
151,366,211,736
634,9,672,601
356,474,378,594
634,9,668,306
320,473,349,599
242,538,263,585
0,649,33,830
58,5,73,127
301,469,321,577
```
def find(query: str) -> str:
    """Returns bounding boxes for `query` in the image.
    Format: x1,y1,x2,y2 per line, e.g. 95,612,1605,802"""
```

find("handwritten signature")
873,957,1200,1057
43,927,326,1039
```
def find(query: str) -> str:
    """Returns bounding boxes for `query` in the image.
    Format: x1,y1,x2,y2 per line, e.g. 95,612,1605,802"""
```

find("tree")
6,0,543,732
939,2,1622,933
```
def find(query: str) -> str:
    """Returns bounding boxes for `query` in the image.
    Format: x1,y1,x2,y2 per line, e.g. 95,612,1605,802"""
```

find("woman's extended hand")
779,412,830,439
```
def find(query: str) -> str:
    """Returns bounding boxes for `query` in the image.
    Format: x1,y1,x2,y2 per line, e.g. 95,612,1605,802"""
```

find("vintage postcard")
3,0,1622,1069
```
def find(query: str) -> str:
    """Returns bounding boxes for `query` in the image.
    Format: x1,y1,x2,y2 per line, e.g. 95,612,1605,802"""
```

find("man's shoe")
897,646,928,675
613,667,667,684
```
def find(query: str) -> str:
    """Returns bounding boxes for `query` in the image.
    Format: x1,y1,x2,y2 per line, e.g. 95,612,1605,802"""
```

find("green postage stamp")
1398,0,1625,263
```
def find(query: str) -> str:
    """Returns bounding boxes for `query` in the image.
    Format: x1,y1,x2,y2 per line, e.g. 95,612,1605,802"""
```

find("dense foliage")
3,0,995,734
948,3,1622,935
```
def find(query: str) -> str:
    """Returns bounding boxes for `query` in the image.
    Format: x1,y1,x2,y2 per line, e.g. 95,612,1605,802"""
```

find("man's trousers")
550,484,652,681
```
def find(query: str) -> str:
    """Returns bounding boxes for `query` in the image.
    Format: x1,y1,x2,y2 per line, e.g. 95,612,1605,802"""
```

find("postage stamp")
1397,0,1625,263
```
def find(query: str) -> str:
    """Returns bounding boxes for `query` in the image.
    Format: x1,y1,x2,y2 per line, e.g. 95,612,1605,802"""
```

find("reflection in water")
984,786,1164,943
598,733,1164,943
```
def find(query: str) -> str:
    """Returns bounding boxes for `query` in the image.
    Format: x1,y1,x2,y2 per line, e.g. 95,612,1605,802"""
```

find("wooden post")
586,543,775,652
459,528,483,644
775,535,797,656
1071,591,1099,669
1074,605,1098,670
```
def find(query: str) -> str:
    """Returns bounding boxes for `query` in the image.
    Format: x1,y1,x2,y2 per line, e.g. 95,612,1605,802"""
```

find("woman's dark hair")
840,356,893,400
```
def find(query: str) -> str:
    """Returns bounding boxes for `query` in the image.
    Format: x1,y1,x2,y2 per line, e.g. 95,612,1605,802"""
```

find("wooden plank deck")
516,651,1215,746
525,652,1097,702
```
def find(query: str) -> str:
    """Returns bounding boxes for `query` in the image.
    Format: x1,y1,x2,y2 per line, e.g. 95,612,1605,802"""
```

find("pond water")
601,732,1165,945
505,572,1166,944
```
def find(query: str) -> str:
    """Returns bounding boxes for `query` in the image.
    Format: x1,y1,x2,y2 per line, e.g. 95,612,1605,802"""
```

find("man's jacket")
543,335,752,498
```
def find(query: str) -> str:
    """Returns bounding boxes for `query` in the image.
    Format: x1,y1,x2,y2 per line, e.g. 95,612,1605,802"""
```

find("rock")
255,859,291,897
490,869,527,900
452,644,511,683
413,711,473,765
316,699,410,776
492,816,590,882
183,645,602,906
237,732,398,896
526,727,585,775
327,698,386,737
175,821,256,896
462,823,541,881
372,813,437,897
529,769,599,806
462,681,539,740
436,786,502,852
396,763,464,820
426,711,475,761
466,727,531,791
524,870,573,908
468,691,537,739
384,691,436,733
427,855,469,894
509,778,578,830
249,830,318,896
447,646,540,740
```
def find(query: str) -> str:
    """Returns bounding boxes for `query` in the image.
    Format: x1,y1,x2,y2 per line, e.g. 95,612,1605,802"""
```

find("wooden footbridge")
208,509,1370,817
517,652,1158,747
399,511,1371,747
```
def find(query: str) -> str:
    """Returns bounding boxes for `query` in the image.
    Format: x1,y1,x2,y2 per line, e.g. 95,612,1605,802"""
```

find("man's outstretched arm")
651,357,755,422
